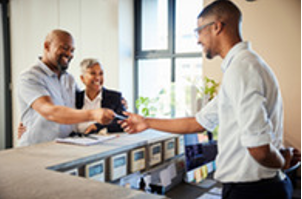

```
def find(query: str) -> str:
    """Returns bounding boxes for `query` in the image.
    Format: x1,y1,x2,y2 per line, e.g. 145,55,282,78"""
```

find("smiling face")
196,17,217,59
80,63,104,92
43,31,75,73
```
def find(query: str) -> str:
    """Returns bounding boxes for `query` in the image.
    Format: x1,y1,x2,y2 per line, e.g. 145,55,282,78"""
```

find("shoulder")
227,50,265,80
103,87,122,97
76,90,85,97
64,71,76,81
20,64,44,79
223,50,271,98
61,72,77,89
19,64,50,87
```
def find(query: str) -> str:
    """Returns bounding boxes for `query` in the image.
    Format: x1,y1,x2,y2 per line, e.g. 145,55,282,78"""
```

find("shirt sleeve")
195,96,219,132
230,61,273,147
18,71,50,108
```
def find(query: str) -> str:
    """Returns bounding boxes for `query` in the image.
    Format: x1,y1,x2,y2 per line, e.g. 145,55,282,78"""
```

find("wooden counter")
0,130,177,199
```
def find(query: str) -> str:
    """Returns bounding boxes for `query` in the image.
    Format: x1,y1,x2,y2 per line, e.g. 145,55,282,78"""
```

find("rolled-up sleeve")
195,96,219,132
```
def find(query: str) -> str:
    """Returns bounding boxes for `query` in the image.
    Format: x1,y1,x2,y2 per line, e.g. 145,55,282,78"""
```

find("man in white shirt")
119,1,300,198
18,29,115,146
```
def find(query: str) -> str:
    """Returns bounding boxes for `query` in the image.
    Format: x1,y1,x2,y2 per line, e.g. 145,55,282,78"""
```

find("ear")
214,21,224,35
44,41,50,51
80,75,85,84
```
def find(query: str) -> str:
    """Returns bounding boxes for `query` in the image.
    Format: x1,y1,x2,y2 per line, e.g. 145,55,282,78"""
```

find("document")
208,187,222,195
196,193,221,199
144,175,152,189
55,135,117,146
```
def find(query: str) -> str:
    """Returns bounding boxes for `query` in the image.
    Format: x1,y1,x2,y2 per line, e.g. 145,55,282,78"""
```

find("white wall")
118,0,134,112
203,0,301,149
10,0,134,146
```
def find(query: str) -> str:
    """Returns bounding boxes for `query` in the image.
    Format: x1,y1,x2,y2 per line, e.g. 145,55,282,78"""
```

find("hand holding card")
115,113,128,120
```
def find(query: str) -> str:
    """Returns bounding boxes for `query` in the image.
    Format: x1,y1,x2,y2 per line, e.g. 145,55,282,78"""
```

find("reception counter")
0,130,180,199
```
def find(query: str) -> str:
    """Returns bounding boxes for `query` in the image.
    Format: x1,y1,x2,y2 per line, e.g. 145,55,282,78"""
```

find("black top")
75,87,126,133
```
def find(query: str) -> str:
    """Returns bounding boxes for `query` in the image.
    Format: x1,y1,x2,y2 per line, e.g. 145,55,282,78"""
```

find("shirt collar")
221,41,250,73
37,57,68,78
84,90,102,103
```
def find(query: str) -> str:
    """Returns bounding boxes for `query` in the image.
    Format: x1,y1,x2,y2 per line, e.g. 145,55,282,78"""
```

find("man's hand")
292,148,301,165
18,122,27,139
92,108,115,125
280,147,301,170
118,112,149,134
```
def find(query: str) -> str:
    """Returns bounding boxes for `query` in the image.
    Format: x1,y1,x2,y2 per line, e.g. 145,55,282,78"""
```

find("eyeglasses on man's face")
194,21,215,38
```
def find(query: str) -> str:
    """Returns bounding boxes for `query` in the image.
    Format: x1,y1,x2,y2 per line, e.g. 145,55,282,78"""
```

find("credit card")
115,114,128,120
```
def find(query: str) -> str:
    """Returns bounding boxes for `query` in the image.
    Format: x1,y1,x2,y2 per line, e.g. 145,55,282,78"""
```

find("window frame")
0,0,12,149
134,0,202,114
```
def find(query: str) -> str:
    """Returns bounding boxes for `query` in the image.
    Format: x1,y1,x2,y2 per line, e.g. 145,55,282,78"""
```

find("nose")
95,74,103,81
95,76,101,81
196,35,202,46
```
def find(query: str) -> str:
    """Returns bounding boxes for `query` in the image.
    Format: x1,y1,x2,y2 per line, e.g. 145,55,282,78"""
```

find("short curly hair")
80,58,102,74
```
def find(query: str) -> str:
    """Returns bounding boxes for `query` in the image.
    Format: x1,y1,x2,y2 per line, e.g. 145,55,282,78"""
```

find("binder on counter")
55,135,117,146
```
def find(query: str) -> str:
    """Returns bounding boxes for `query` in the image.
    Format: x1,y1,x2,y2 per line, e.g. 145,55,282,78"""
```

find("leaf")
142,108,149,117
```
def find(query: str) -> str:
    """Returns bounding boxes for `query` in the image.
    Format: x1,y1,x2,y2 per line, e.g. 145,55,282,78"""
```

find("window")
134,0,204,118
141,0,168,50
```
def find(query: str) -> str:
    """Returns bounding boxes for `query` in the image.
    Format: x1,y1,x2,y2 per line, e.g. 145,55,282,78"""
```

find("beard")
206,49,213,59
202,46,213,59
57,55,71,72
57,63,68,72
201,44,214,59
204,38,215,59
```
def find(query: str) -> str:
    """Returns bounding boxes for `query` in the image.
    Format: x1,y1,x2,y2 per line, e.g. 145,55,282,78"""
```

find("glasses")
194,21,215,37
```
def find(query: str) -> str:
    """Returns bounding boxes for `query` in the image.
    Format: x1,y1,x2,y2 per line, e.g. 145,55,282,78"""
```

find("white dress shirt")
76,91,102,133
196,42,284,183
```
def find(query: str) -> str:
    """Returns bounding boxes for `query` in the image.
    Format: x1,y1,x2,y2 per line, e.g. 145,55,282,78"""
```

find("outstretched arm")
32,96,115,125
119,112,205,134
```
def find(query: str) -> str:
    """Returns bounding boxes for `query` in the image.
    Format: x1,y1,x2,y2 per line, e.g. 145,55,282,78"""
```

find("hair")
197,0,242,24
80,58,102,74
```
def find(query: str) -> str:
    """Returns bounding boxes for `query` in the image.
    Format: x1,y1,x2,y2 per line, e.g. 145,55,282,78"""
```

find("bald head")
42,29,75,74
45,29,73,44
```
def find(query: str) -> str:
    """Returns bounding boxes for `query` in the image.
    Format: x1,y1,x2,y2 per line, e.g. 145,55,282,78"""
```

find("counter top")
0,130,177,199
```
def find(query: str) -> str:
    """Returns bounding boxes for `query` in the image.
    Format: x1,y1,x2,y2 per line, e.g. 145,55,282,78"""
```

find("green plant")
135,85,175,117
202,76,219,100
135,77,219,118
135,96,158,117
